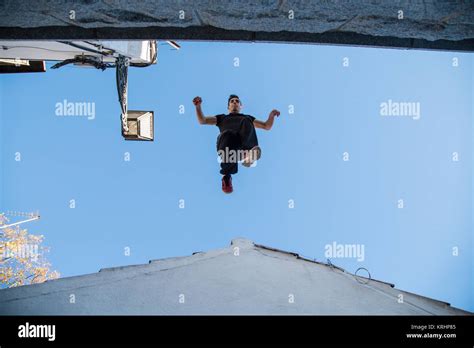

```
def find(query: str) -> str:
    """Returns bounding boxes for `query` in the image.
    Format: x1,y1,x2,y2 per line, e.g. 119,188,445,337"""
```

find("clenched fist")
193,96,202,106
269,109,280,117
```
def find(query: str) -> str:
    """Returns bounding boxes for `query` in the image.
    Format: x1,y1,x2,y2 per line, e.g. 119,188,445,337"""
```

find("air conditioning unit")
121,110,154,141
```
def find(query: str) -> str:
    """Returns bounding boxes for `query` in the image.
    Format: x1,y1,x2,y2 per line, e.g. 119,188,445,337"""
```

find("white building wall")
0,239,470,315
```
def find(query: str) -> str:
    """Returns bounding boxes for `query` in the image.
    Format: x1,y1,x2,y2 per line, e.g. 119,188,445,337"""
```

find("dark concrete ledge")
1,1,473,52
1,26,473,52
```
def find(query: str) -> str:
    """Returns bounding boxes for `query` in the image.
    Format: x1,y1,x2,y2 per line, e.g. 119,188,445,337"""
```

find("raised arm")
253,109,280,130
193,96,216,125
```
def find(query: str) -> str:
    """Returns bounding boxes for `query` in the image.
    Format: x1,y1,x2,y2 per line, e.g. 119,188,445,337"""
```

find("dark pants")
216,117,259,175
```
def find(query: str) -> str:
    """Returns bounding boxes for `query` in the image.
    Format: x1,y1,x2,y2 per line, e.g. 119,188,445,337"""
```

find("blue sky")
0,41,473,312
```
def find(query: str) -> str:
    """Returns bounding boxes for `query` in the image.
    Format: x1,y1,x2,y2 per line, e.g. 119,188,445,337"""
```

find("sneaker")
242,146,261,167
222,174,233,194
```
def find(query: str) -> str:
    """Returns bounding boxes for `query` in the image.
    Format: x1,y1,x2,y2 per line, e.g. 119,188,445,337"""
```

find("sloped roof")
0,238,471,315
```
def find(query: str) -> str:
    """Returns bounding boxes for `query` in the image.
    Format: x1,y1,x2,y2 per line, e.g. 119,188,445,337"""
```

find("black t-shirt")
215,113,256,133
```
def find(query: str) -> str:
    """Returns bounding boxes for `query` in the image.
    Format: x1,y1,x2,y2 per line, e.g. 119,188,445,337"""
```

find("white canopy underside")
0,40,155,64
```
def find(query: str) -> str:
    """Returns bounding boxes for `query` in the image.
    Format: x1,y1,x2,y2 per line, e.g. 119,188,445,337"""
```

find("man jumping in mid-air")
193,94,280,194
